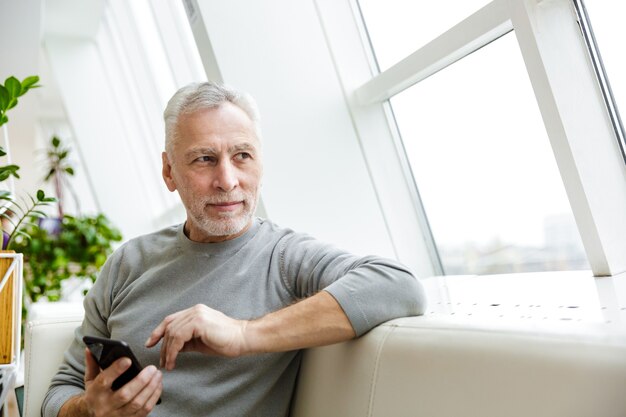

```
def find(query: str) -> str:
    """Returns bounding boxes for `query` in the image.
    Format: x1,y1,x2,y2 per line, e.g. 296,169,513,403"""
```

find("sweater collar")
176,217,261,255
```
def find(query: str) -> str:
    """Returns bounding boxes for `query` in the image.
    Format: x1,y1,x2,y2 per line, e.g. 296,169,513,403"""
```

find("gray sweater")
43,218,426,417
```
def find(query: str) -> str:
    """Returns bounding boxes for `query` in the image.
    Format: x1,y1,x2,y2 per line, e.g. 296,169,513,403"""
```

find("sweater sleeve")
278,232,427,336
41,246,124,417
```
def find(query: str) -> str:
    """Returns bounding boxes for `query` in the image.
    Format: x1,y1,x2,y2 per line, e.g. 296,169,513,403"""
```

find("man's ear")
162,152,177,192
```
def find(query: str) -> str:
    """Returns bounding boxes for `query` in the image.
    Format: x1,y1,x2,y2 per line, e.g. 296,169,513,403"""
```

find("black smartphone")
83,335,161,404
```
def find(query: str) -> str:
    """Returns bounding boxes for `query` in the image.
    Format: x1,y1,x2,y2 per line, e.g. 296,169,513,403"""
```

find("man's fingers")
160,331,181,370
146,311,182,347
136,367,162,412
115,365,161,414
145,322,166,348
164,335,187,371
162,315,196,370
98,357,131,389
145,379,163,410
84,349,100,382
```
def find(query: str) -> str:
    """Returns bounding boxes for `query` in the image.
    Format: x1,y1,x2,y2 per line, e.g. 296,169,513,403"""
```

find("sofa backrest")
23,317,83,417
24,316,626,417
291,316,626,417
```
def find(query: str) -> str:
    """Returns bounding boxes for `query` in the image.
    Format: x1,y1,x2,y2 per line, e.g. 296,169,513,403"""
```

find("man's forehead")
185,141,258,155
181,103,254,128
174,104,261,153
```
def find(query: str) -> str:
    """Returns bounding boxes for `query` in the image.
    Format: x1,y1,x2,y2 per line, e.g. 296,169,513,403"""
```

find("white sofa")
24,316,626,417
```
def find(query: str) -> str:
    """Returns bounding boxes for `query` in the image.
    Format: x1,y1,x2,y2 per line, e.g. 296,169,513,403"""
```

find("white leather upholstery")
24,316,626,417
291,316,626,417
23,317,82,417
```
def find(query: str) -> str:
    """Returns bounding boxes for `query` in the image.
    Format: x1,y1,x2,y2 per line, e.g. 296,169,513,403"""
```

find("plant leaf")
10,199,24,213
4,77,21,98
7,98,18,110
0,114,7,126
52,136,60,148
65,167,74,175
0,147,6,157
0,85,9,110
14,230,31,240
0,165,20,181
44,168,55,181
21,75,40,91
36,189,45,201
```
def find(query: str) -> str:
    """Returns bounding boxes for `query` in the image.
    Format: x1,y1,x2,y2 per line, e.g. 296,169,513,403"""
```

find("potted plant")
0,75,55,404
13,213,122,302
13,135,123,304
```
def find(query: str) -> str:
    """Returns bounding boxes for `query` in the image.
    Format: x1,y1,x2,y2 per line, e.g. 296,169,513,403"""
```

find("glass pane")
358,0,491,71
582,1,626,153
390,33,589,275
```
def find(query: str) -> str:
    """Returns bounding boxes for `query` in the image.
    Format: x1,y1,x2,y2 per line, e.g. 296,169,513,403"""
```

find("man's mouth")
209,201,244,212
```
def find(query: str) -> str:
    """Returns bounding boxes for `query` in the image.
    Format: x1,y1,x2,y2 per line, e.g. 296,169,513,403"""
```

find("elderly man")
43,82,425,417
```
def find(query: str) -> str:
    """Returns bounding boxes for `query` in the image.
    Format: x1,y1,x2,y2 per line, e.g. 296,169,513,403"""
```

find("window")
358,0,491,71
575,0,626,162
389,33,588,274
356,0,626,275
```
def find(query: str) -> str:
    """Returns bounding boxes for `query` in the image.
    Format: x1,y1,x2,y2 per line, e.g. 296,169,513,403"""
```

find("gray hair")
163,81,261,155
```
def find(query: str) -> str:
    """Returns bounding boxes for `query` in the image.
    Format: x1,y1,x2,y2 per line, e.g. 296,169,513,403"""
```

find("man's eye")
196,156,215,163
235,152,251,160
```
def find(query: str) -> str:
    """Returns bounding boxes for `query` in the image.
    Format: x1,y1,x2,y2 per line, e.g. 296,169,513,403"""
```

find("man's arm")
147,233,426,370
246,290,356,352
44,246,162,417
146,290,354,370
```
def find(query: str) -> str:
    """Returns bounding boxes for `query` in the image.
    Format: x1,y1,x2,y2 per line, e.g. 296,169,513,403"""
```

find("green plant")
0,75,40,126
0,75,40,180
43,135,77,218
2,190,56,250
13,214,123,302
12,127,123,304
0,75,56,249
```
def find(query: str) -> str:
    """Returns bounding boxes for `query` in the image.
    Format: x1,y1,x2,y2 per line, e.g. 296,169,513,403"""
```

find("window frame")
318,0,626,276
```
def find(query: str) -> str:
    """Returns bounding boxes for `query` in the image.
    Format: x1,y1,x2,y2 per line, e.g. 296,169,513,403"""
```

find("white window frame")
316,0,626,277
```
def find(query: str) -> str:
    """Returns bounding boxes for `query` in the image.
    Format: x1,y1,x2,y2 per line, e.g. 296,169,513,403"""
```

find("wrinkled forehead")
182,141,259,159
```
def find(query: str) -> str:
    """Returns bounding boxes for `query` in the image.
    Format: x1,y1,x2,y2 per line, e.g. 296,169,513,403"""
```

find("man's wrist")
239,317,265,355
58,393,92,417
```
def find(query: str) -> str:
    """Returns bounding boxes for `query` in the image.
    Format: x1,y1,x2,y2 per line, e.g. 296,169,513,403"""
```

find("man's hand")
145,304,249,370
59,349,162,417
145,292,356,371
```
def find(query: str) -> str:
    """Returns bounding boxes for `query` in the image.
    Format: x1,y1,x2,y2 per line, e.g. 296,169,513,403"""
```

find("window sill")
421,270,626,340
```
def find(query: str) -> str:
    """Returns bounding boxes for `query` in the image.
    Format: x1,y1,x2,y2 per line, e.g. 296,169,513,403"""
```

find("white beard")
184,189,259,237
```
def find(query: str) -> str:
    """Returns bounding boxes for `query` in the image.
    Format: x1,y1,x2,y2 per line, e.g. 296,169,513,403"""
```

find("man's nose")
213,160,239,192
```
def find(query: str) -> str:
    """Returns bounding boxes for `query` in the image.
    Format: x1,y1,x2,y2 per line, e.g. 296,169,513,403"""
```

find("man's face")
162,103,263,242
